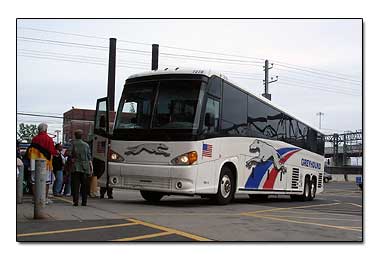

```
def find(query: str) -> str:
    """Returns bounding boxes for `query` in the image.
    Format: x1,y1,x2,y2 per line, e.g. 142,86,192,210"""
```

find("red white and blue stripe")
244,147,301,189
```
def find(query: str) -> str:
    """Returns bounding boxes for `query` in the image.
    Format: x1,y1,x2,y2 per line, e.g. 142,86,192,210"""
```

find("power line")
18,53,148,70
279,78,360,95
274,63,361,84
18,36,108,50
18,51,361,97
18,37,263,67
18,54,108,66
18,26,264,61
159,52,263,65
19,51,266,80
18,26,151,46
279,77,360,94
18,27,360,82
17,112,64,119
18,49,106,62
18,27,109,40
228,75,262,81
17,110,63,116
277,81,361,96
279,76,360,93
271,60,361,80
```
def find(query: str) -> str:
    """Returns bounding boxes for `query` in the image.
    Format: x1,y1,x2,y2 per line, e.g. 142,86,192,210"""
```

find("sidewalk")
17,194,123,222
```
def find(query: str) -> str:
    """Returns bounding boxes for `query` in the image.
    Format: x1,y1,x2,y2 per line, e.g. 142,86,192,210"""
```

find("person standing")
27,123,57,204
52,143,64,196
61,147,71,197
69,130,93,206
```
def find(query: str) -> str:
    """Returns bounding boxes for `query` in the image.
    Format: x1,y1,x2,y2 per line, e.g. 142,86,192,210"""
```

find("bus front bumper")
107,162,198,194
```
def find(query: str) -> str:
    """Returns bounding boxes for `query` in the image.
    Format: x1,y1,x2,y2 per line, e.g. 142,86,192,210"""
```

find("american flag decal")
96,141,106,153
202,143,213,157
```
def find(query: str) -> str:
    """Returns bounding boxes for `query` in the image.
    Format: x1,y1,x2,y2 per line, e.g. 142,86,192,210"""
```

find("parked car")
324,172,332,183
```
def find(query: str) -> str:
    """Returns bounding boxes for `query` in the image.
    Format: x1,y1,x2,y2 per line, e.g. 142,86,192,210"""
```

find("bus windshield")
115,79,205,130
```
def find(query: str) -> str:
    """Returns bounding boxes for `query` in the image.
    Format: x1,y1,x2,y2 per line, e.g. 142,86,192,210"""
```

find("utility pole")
262,59,278,101
152,44,159,71
55,130,61,144
107,38,117,112
316,112,324,129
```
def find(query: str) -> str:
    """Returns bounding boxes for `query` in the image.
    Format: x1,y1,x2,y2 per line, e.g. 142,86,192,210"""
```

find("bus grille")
318,172,323,188
123,175,172,190
291,168,299,189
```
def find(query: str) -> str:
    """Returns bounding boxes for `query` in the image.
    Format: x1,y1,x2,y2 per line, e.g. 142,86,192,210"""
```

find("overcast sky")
16,19,362,136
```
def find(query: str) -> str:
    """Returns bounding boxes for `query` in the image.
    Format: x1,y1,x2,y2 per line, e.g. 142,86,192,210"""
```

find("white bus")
92,68,325,205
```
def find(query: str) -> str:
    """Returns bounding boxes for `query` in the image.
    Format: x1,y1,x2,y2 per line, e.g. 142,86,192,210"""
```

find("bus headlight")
171,151,198,165
108,149,125,162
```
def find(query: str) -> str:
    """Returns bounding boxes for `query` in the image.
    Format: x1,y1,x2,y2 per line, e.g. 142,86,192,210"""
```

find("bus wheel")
300,177,311,201
308,179,317,201
140,191,164,203
213,166,235,205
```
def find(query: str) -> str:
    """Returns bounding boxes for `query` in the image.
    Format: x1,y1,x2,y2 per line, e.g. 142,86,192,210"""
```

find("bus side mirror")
205,113,215,127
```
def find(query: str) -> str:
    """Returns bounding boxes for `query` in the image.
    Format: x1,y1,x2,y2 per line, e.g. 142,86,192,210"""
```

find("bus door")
92,97,110,187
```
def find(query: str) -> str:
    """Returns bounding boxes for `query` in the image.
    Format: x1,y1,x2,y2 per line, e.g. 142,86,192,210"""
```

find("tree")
17,123,38,143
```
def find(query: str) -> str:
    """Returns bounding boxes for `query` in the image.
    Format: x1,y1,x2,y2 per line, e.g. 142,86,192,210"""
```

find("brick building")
63,108,116,143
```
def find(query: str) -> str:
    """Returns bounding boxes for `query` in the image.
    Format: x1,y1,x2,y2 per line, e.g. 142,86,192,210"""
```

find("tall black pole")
107,38,116,111
262,59,271,101
152,44,159,71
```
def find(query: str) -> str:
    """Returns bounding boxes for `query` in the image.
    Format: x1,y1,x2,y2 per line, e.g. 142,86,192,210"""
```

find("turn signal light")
171,151,198,165
108,149,125,162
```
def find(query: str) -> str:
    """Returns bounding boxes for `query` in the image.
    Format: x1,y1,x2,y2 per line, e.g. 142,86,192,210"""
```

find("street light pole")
316,112,324,129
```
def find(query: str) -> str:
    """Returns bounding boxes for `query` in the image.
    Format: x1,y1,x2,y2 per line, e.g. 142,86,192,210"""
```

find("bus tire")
140,190,164,203
308,178,317,201
213,166,235,205
299,177,311,201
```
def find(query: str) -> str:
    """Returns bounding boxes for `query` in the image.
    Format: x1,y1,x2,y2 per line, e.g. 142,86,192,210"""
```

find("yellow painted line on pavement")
246,213,362,232
348,202,362,208
273,209,360,217
112,231,174,241
127,218,212,241
120,212,238,217
54,196,73,204
17,222,138,237
241,202,342,215
260,214,362,222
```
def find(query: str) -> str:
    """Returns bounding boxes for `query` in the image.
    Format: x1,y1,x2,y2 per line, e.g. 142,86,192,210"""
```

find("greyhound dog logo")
124,143,170,157
245,139,287,173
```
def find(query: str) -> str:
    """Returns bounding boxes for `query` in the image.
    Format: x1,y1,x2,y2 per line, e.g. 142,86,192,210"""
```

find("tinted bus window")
208,76,222,98
222,82,247,136
248,95,267,138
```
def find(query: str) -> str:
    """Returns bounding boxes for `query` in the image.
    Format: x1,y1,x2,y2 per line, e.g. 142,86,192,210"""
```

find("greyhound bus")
92,68,325,205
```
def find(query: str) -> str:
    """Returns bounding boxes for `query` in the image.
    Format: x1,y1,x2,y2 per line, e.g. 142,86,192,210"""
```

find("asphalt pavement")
16,181,362,242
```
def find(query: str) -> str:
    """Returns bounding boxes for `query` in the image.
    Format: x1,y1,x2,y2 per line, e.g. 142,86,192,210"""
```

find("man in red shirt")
27,123,57,204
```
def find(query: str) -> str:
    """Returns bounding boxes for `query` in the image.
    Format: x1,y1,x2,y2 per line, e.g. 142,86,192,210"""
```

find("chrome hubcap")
311,183,316,197
220,175,231,198
305,182,310,198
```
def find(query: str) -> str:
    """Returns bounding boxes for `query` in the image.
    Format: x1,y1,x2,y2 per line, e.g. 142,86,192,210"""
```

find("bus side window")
204,97,220,134
208,76,222,98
